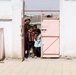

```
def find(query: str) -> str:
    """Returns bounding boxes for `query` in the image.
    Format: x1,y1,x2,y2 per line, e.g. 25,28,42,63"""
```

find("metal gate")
0,28,4,60
41,18,60,57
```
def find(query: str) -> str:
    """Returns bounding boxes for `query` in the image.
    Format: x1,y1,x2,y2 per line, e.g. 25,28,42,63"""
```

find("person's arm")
34,34,37,40
25,32,28,41
35,34,41,44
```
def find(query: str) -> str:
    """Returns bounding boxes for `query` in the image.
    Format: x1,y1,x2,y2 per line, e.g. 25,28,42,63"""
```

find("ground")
0,58,76,75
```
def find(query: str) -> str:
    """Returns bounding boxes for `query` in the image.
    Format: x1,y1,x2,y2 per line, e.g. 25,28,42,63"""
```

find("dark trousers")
25,42,34,58
34,47,41,57
24,41,29,58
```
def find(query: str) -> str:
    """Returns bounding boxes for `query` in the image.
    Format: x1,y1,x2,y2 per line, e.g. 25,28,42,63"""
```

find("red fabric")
31,32,34,41
28,32,34,42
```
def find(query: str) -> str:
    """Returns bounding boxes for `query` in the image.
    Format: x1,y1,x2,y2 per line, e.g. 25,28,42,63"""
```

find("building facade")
0,0,76,59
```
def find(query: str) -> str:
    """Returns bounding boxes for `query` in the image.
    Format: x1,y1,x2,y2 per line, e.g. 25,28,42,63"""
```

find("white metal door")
41,18,60,57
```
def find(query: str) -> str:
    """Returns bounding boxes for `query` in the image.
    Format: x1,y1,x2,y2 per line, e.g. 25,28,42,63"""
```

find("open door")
21,0,25,60
0,28,4,60
41,18,60,57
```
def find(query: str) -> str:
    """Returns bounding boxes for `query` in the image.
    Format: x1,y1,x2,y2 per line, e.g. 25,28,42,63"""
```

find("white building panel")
60,0,76,56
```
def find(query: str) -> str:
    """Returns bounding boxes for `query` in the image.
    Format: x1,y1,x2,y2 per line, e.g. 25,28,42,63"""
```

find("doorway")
21,0,60,59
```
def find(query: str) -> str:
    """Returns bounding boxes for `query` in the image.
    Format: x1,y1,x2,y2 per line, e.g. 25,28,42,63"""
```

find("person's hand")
28,30,30,32
20,34,24,37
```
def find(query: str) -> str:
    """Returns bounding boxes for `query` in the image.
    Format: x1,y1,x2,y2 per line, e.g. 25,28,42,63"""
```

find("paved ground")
0,58,76,75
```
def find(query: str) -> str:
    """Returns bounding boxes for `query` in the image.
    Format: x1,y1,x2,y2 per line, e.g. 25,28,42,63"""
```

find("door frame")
0,28,4,60
21,0,25,60
22,0,60,59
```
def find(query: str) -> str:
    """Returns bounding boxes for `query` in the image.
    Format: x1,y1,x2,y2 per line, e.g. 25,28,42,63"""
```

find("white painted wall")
0,0,23,58
0,22,12,58
12,0,23,58
60,0,76,56
0,1,12,19
0,1,12,58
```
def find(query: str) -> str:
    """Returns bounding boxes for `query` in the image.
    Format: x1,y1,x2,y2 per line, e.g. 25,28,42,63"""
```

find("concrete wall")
0,0,12,19
12,0,23,58
0,0,23,58
60,0,76,56
0,22,12,58
0,1,12,58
